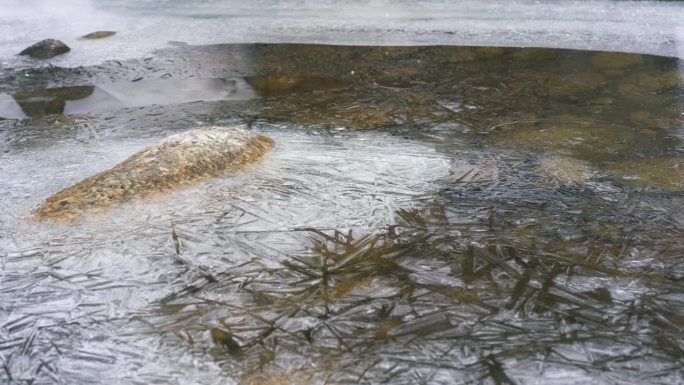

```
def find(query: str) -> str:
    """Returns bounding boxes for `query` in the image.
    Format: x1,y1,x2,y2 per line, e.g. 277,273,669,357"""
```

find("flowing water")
1,44,683,384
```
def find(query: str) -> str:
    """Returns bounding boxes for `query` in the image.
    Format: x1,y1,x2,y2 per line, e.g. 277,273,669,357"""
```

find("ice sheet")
1,0,683,69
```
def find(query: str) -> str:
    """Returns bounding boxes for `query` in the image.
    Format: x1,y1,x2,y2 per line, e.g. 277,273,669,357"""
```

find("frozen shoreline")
1,0,683,69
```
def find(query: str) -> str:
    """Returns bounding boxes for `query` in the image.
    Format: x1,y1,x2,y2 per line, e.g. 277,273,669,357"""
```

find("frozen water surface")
1,0,684,69
1,126,452,384
0,4,684,385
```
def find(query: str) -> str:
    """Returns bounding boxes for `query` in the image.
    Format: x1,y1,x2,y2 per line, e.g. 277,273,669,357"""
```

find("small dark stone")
19,39,70,59
82,31,116,40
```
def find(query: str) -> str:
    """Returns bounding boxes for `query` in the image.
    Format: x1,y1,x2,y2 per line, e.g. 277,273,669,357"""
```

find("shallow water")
1,44,683,384
0,78,254,119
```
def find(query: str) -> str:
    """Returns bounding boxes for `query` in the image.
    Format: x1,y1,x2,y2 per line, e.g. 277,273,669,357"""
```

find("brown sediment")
610,158,684,190
590,51,643,71
34,126,274,221
246,75,349,97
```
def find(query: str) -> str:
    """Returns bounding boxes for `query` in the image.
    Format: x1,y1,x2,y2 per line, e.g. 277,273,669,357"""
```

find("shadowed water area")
1,44,683,384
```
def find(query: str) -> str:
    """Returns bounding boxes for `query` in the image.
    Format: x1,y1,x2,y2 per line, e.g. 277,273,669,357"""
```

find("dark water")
0,44,683,384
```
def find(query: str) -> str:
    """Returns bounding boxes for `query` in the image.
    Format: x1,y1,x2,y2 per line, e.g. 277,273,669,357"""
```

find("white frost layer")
1,0,683,69
0,127,452,382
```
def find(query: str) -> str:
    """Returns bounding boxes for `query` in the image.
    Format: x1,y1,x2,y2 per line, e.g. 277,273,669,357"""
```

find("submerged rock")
19,39,70,59
81,31,117,39
537,156,590,185
12,86,95,117
35,126,274,221
610,158,684,190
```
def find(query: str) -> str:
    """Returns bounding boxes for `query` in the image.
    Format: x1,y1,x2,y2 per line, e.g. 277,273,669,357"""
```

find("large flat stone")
35,126,275,221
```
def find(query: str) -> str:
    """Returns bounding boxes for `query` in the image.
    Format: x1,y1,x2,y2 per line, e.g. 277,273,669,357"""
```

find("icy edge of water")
1,0,684,69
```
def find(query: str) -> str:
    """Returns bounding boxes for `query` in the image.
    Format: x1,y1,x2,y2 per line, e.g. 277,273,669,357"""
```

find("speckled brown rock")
35,126,274,221
19,39,70,59
81,31,117,39
537,156,589,185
